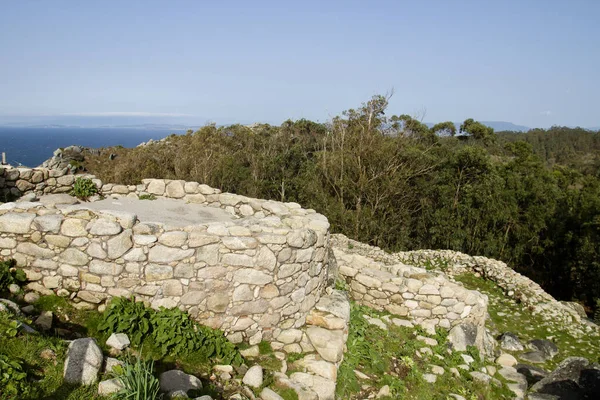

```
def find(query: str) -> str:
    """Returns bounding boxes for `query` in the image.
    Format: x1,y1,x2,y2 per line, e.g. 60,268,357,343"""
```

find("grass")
454,273,600,370
0,312,106,400
335,301,515,400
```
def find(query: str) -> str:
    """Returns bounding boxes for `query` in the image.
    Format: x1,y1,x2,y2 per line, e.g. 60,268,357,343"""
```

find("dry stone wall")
330,234,489,346
0,168,331,347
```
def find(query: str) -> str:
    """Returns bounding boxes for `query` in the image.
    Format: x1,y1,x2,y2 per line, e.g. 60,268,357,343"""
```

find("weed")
0,259,26,293
113,354,162,400
70,177,99,200
139,193,156,200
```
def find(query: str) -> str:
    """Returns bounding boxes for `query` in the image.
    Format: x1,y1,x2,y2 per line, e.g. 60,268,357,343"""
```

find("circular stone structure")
0,178,331,344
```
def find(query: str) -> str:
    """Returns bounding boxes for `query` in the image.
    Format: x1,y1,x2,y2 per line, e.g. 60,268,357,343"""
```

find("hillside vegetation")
82,95,600,314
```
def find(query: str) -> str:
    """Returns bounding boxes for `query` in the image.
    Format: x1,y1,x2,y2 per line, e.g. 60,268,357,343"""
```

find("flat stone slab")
70,197,236,227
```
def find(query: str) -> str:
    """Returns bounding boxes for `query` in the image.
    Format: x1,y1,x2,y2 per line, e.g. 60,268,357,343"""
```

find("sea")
0,127,186,168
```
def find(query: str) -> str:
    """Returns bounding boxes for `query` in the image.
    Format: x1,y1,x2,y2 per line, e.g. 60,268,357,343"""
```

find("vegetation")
138,193,156,200
0,259,26,292
335,301,514,399
98,297,243,365
82,95,600,314
70,177,99,200
112,356,162,400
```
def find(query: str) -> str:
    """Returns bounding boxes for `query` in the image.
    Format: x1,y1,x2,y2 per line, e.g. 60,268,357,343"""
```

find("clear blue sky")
0,0,598,128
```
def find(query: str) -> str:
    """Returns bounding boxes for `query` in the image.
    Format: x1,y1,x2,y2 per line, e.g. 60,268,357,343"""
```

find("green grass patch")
336,301,514,399
454,273,600,370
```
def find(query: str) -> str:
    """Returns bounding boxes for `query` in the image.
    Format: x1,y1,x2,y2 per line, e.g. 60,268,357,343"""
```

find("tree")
460,118,496,144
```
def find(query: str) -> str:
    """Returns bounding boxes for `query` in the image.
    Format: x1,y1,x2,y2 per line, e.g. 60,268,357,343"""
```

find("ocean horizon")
0,127,185,168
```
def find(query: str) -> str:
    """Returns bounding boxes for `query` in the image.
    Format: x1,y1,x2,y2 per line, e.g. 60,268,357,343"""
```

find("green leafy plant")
0,353,30,398
98,297,243,365
70,177,99,200
0,259,27,293
594,298,600,324
97,297,152,346
139,194,156,200
113,355,162,400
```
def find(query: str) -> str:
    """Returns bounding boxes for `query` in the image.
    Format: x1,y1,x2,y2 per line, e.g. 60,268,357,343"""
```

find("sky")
0,0,599,128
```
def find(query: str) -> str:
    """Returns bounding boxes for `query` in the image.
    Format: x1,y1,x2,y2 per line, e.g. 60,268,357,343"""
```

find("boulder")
530,357,600,399
159,370,202,395
528,339,558,359
520,351,548,364
63,338,104,385
499,332,524,351
106,333,130,351
516,363,549,385
98,378,124,395
243,365,264,388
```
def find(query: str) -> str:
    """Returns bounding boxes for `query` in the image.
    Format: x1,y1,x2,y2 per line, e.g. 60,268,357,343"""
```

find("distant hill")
481,121,530,132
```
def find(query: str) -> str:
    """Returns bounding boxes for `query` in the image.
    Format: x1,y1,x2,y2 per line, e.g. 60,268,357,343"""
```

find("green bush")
70,177,98,200
113,355,162,400
138,193,156,200
0,259,26,293
98,297,243,365
0,353,30,398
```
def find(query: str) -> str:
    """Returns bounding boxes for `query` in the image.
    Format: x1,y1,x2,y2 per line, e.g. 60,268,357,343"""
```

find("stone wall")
0,165,93,200
330,234,490,352
0,171,331,346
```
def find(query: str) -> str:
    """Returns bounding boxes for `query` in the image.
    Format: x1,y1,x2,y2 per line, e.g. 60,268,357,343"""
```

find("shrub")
139,193,156,200
0,259,26,293
70,177,98,200
97,297,153,346
113,355,162,400
0,353,30,398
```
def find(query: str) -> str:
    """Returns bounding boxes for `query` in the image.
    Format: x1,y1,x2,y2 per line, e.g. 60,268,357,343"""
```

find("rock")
305,326,345,363
243,365,264,388
34,311,53,331
159,370,203,395
98,378,124,395
314,290,350,322
88,218,122,235
240,346,260,358
0,212,36,233
448,322,482,354
516,363,548,385
0,299,22,315
376,385,390,398
423,373,437,383
496,353,518,367
39,194,79,206
107,229,133,259
63,338,104,385
289,372,335,400
106,333,130,351
148,245,194,263
520,351,548,364
469,371,493,385
528,339,558,359
24,292,40,304
260,388,284,400
167,390,189,399
431,365,445,375
105,357,125,373
499,332,524,351
530,357,600,399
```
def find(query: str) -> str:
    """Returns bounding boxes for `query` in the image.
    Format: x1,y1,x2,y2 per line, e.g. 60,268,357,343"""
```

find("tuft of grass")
258,341,273,355
138,194,156,200
112,355,162,400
